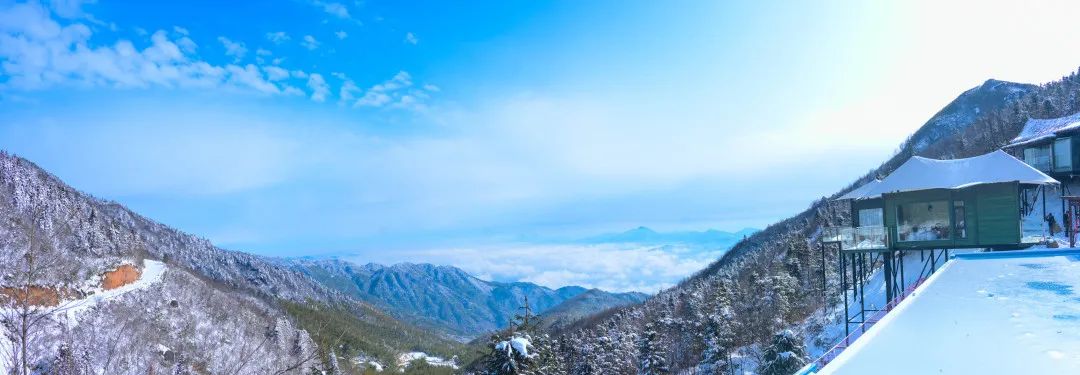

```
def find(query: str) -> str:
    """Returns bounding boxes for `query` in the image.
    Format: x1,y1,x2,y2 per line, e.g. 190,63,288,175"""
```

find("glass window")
897,200,951,242
953,201,966,239
1055,137,1072,172
1024,145,1052,171
858,208,883,227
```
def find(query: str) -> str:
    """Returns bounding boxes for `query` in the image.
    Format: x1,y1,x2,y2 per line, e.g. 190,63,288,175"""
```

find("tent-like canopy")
837,150,1058,201
836,179,882,200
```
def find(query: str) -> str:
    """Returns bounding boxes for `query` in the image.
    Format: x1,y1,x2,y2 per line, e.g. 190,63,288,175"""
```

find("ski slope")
816,249,1080,374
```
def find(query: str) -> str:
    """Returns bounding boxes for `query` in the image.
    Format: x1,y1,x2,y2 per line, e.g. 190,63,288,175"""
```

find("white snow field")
815,249,1080,374
60,259,167,324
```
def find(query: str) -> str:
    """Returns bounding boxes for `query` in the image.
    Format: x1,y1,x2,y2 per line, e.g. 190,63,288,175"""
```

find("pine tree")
699,308,736,373
637,323,668,375
479,297,564,374
758,329,808,375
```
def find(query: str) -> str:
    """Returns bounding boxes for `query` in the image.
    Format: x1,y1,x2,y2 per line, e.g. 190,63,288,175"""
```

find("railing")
822,226,888,251
813,277,928,368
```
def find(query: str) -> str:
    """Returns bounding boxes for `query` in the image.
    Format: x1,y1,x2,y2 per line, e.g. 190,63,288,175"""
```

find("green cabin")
826,151,1058,251
1003,112,1080,177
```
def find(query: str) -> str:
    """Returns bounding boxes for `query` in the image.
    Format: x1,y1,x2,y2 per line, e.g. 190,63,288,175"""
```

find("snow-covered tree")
636,323,668,375
758,329,808,375
480,298,564,374
699,307,736,373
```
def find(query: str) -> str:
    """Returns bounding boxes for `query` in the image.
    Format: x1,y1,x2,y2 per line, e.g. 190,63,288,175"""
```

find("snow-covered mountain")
536,288,651,333
543,72,1080,373
907,79,1037,153
289,259,648,338
0,152,465,373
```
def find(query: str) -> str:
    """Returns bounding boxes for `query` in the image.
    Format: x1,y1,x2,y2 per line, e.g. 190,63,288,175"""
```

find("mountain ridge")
289,257,648,338
0,151,469,372
544,73,1080,372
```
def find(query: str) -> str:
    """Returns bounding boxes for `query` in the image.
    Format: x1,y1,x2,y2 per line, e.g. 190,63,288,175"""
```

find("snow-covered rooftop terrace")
817,249,1080,374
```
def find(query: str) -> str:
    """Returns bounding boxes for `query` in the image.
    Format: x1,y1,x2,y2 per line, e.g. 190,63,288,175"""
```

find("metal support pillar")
883,251,894,303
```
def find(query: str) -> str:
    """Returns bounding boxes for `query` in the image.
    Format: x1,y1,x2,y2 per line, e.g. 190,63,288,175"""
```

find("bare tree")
1,208,69,375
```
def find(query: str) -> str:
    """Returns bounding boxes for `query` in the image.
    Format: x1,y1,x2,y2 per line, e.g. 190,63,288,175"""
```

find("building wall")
880,182,1021,250
974,182,1021,246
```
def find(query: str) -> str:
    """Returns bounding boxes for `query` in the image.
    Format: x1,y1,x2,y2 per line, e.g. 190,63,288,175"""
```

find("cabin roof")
837,150,1057,200
1006,111,1080,148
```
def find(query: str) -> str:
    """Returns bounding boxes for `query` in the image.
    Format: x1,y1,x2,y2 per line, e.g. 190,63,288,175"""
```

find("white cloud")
265,31,289,44
339,79,360,104
176,36,197,53
307,73,330,102
0,2,297,97
254,48,272,64
335,30,347,39
263,66,291,81
404,32,418,45
172,26,188,35
48,0,95,19
312,1,350,19
353,71,433,110
217,36,247,62
301,35,320,50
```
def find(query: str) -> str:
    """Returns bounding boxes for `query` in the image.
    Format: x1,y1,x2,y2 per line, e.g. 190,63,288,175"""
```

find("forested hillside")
0,153,468,374
289,259,647,338
540,69,1080,374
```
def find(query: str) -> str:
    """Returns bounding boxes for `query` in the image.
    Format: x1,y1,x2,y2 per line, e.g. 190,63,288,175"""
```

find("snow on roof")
836,179,882,200
836,150,1057,200
816,249,1080,374
1007,111,1080,148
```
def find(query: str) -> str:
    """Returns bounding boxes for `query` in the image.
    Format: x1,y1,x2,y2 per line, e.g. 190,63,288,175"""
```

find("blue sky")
4,0,1080,292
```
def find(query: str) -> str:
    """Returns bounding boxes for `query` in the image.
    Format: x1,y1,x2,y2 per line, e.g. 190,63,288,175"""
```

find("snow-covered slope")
909,79,1036,153
0,152,467,373
817,250,1080,374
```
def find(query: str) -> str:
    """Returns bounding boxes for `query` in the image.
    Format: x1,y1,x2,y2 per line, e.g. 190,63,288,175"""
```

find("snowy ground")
816,249,1080,374
0,260,167,371
59,260,167,325
396,351,458,371
802,248,970,358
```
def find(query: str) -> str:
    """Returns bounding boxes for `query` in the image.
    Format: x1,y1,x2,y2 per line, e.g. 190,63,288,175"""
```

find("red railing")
814,277,927,367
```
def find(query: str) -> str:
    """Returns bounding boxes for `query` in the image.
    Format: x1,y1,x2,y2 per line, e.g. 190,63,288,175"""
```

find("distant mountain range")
583,226,758,246
289,259,648,338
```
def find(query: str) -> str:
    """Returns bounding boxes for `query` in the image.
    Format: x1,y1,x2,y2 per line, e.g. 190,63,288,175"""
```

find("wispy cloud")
307,73,330,102
335,30,347,39
311,1,350,19
0,2,300,97
263,66,291,81
353,71,437,110
217,36,247,62
265,31,290,44
48,0,96,19
404,32,418,45
301,35,320,50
